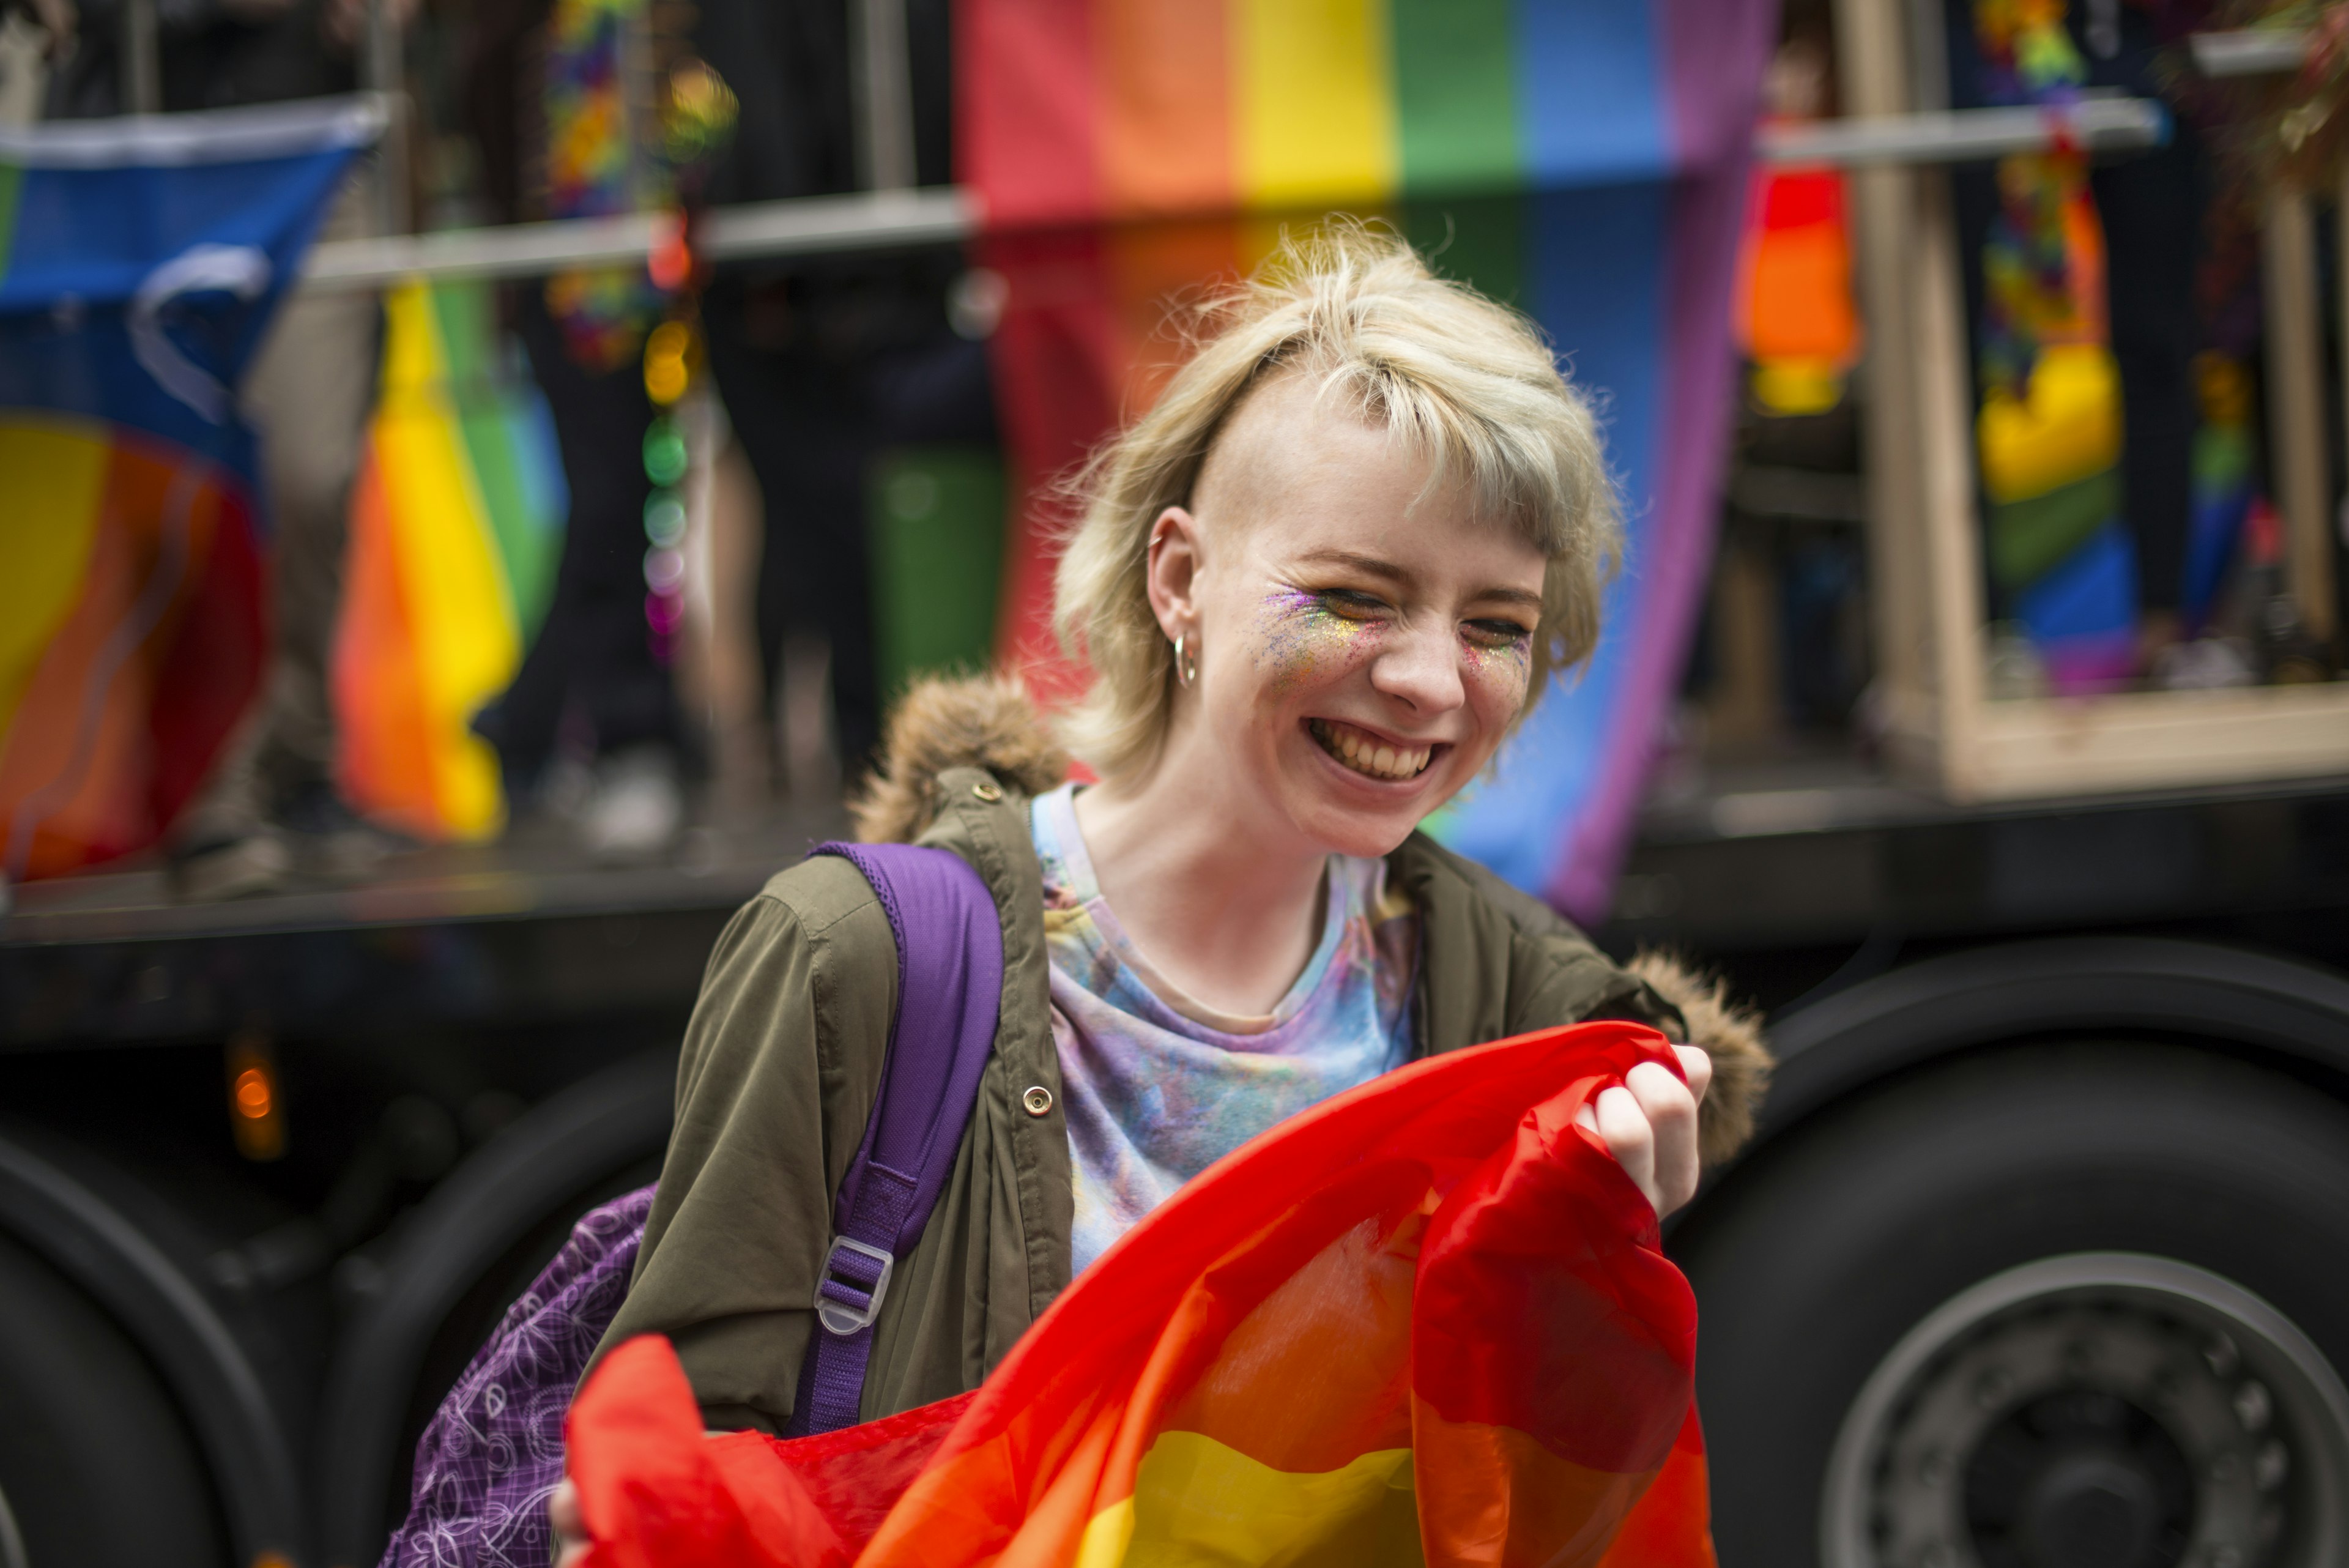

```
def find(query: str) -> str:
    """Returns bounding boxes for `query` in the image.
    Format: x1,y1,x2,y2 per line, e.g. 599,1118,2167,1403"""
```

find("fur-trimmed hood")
850,675,1071,846
850,675,1770,1165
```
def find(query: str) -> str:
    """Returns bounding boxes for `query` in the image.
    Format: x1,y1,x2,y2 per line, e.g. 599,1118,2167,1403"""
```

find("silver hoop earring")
1174,633,1198,688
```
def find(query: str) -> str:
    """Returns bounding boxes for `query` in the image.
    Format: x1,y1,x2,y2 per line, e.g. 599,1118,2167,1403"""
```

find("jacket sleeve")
1398,831,1770,1167
591,879,896,1433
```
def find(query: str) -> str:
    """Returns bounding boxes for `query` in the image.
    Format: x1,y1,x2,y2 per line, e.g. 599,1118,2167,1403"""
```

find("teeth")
1312,721,1431,781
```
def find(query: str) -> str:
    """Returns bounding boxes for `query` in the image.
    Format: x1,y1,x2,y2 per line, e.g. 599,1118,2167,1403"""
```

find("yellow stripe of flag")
1077,1432,1419,1567
1232,0,1398,210
0,420,107,740
373,283,521,838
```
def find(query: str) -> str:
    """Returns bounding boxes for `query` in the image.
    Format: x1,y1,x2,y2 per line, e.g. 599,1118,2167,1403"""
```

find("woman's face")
1147,375,1549,860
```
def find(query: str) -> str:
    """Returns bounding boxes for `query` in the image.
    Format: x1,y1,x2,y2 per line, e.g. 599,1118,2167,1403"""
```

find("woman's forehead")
1198,376,1424,526
1202,385,1530,568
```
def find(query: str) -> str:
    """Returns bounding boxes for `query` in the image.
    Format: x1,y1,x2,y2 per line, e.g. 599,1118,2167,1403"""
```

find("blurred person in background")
462,0,692,856
0,0,75,111
691,0,982,784
36,0,415,898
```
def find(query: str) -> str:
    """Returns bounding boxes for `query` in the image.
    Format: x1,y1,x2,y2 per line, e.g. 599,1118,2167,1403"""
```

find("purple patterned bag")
379,1184,655,1568
376,841,1005,1568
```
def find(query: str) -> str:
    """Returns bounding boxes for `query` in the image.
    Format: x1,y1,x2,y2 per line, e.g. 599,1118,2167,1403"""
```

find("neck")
1070,722,1333,1019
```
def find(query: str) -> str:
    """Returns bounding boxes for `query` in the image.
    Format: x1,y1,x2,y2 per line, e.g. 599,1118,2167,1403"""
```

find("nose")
1368,620,1466,716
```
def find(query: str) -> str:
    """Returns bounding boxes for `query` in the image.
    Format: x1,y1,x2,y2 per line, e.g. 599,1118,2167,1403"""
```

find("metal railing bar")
1758,97,2167,166
2189,28,2312,78
122,0,160,114
298,187,979,293
700,186,975,261
299,102,2169,293
852,0,918,193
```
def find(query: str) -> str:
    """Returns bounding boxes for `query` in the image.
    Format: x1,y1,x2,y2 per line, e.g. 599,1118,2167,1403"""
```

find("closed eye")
1465,619,1534,647
1317,589,1392,619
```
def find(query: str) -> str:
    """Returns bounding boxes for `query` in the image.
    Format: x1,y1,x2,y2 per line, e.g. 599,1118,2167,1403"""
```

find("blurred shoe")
579,745,685,859
2150,636,2257,692
171,827,295,901
276,778,415,880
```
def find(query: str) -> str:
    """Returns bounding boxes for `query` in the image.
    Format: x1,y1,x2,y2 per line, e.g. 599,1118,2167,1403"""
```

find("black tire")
0,1232,225,1568
1676,1042,2349,1568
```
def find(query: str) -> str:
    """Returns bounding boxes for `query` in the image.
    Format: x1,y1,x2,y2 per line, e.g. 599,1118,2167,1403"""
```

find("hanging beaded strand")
640,330,693,665
635,57,736,667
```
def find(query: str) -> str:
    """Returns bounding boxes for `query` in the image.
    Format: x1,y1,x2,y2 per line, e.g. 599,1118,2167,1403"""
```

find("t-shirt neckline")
1036,782,1351,1038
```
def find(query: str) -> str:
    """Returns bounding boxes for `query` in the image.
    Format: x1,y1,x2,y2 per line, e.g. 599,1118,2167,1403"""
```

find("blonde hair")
1049,222,1620,782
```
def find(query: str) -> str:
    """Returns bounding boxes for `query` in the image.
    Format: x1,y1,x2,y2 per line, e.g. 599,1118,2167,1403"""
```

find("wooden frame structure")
1835,0,2349,802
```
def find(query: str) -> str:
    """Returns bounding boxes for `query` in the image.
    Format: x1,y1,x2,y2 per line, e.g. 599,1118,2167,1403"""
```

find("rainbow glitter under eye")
1461,631,1534,700
1252,585,1382,693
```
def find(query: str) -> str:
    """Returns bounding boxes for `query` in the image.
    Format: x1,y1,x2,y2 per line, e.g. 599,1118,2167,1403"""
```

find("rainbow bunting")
1734,143,1860,416
568,1020,1712,1566
0,100,374,880
333,281,566,841
963,0,1775,917
1969,0,2137,691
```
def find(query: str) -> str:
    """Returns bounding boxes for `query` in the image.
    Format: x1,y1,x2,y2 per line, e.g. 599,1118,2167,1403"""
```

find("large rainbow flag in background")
567,1021,1712,1566
0,100,376,882
963,0,1776,919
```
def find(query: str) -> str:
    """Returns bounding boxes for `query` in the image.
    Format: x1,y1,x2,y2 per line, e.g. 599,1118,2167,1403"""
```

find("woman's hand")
550,1477,589,1568
1576,1044,1711,1219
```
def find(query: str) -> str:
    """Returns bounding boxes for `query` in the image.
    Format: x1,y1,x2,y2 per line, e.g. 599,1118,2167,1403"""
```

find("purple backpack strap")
787,839,1005,1436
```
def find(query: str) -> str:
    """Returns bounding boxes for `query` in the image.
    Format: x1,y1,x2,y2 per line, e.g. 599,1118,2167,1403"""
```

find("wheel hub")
2018,1449,2159,1567
1820,1255,2349,1568
1971,1390,2192,1568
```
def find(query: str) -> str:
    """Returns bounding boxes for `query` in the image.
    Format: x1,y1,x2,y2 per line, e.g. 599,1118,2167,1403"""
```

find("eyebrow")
1297,549,1545,612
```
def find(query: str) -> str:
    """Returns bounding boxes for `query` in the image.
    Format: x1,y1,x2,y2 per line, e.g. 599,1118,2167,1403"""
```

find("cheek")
1460,641,1533,726
1248,588,1379,699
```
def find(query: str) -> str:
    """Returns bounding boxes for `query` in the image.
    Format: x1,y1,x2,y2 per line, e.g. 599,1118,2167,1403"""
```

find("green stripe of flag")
1390,0,1520,195
431,281,562,631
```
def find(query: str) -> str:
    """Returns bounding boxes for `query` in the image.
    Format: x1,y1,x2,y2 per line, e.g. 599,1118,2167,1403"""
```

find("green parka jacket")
597,678,1768,1433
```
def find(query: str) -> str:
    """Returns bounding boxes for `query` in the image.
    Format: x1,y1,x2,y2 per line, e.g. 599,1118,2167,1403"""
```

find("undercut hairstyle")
1048,220,1622,783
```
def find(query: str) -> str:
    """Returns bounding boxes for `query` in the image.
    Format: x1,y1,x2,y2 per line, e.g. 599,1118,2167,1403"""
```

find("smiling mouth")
1309,718,1439,782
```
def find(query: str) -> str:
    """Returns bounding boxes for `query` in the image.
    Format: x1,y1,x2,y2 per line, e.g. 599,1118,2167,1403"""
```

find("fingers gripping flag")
566,1021,1713,1566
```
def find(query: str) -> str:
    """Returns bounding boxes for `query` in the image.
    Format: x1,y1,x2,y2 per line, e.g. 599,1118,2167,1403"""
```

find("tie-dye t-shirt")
1031,783,1419,1274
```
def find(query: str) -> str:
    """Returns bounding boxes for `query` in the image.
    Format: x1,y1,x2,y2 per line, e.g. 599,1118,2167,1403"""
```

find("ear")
1144,505,1204,642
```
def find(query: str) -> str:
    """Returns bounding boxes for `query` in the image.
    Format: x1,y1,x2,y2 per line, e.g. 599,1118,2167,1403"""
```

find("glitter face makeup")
1460,626,1533,713
1250,584,1384,696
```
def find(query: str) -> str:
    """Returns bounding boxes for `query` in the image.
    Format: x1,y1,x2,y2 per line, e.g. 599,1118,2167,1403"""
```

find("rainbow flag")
333,281,566,841
963,0,1775,918
1734,133,1860,417
566,1021,1711,1566
0,100,376,880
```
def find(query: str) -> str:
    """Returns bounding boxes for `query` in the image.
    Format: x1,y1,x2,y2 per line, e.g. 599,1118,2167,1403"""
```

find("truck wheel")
1677,1042,2349,1568
0,1232,224,1568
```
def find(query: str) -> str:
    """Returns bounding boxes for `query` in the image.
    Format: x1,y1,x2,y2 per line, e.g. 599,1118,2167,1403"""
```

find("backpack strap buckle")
815,1236,894,1336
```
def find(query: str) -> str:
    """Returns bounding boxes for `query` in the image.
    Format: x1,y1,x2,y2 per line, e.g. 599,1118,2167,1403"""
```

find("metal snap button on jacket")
972,780,1004,803
1022,1085,1053,1117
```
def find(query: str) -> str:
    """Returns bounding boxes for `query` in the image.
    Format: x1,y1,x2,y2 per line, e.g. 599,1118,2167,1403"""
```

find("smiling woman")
1047,226,1620,1021
541,221,1771,1567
